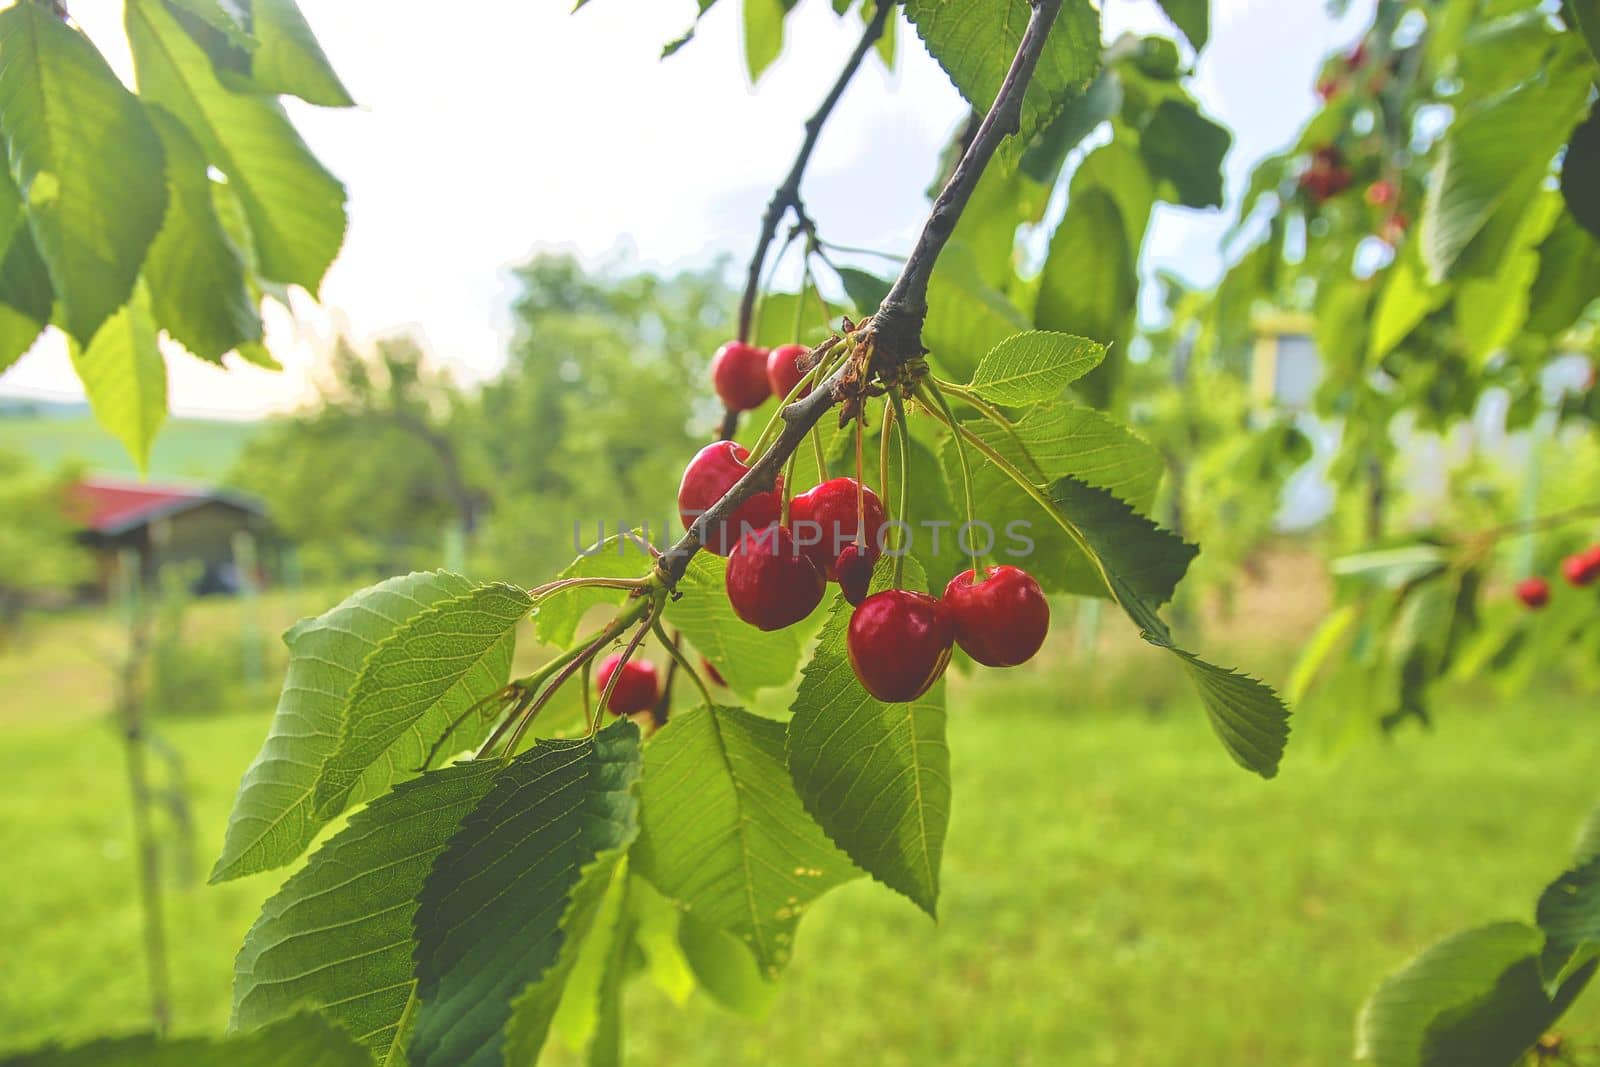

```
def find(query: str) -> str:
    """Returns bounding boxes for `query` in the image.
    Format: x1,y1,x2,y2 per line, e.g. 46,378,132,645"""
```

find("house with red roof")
67,477,272,596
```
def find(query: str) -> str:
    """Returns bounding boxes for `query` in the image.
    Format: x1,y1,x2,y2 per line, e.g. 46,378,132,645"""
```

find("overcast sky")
1,0,1368,417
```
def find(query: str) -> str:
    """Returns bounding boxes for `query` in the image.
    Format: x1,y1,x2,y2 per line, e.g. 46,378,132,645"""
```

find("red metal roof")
68,478,226,535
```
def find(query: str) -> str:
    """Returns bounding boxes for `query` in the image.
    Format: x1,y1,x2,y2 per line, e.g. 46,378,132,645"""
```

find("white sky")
0,0,1369,417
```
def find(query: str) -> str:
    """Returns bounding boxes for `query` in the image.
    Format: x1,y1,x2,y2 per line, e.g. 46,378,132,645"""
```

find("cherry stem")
590,611,657,738
921,380,983,581
853,410,867,550
527,575,649,600
811,421,829,483
652,620,714,709
888,390,911,590
792,263,810,343
879,396,893,542
747,336,842,462
781,441,802,525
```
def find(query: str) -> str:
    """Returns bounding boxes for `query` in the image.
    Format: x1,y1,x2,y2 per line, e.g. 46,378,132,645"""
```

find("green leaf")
311,580,531,822
142,107,261,361
678,911,778,1017
1526,211,1600,336
0,3,167,344
1568,0,1600,71
232,760,501,1060
1036,186,1138,356
1369,248,1448,362
409,720,641,1067
1576,803,1600,867
834,266,892,317
742,0,786,82
1419,59,1592,282
66,289,167,474
0,166,49,370
1155,0,1208,51
210,570,479,883
903,0,1101,156
165,0,256,51
1140,99,1231,209
966,330,1106,405
1356,922,1595,1066
249,0,355,107
787,559,949,916
127,0,347,293
1562,106,1600,238
634,705,858,974
923,240,1029,380
548,861,632,1062
3,1014,372,1067
1537,858,1600,993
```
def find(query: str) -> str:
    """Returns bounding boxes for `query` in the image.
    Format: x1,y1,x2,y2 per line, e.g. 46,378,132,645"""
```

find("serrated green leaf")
634,704,858,974
787,559,948,916
142,106,261,361
534,535,655,648
1420,58,1592,282
1537,858,1600,994
127,0,346,293
311,581,531,821
1140,98,1231,209
409,720,641,1067
967,330,1105,405
2,1014,371,1067
903,0,1101,157
1155,0,1208,51
1357,922,1595,1067
66,289,167,474
250,0,355,107
232,760,501,1060
1562,105,1600,238
211,570,478,883
0,3,167,344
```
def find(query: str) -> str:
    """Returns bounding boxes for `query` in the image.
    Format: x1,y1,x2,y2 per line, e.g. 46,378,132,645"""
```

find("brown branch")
872,0,1063,363
659,0,1063,589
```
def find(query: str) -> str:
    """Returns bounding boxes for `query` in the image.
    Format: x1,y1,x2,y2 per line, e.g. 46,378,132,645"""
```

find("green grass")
0,599,1596,1063
0,410,259,483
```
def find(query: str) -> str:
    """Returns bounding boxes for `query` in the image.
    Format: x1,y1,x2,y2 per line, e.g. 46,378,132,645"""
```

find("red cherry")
942,565,1050,667
726,525,826,631
846,589,954,703
1515,576,1551,610
1316,74,1342,101
835,544,873,606
702,658,727,687
1347,41,1368,70
1561,545,1600,588
678,441,784,556
766,343,811,401
790,477,888,579
1365,179,1397,207
711,341,771,411
596,654,658,715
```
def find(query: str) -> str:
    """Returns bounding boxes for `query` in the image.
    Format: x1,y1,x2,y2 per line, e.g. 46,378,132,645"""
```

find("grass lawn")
0,410,259,484
0,591,1595,1063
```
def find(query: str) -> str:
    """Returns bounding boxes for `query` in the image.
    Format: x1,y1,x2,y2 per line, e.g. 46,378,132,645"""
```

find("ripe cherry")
678,441,784,556
790,477,887,579
726,525,826,631
1561,545,1600,588
942,565,1050,667
835,543,873,606
766,343,811,401
702,658,727,687
1365,179,1397,207
596,654,659,715
846,589,954,703
1515,576,1551,610
711,340,771,411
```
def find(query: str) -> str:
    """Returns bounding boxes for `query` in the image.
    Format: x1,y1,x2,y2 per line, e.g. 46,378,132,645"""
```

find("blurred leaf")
678,911,778,1017
1419,58,1591,282
743,0,786,82
1567,0,1600,70
1155,0,1208,51
835,266,892,317
142,107,261,361
1287,603,1359,705
966,330,1106,405
660,0,720,59
250,0,355,107
903,0,1102,159
787,559,949,916
66,289,167,474
232,759,501,1056
1537,858,1600,993
311,580,530,821
1526,212,1600,335
1356,922,1594,1066
1019,69,1122,184
0,2,167,344
668,553,811,698
1140,99,1231,209
128,0,347,293
0,169,50,370
634,705,858,973
210,570,480,883
4,1014,370,1067
547,856,632,1065
923,241,1029,381
1037,187,1137,358
1561,106,1600,238
165,0,256,50
1369,249,1447,362
410,721,640,1067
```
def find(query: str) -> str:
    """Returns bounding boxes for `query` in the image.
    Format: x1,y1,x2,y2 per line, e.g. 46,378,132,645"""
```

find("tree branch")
872,0,1062,362
658,0,1063,589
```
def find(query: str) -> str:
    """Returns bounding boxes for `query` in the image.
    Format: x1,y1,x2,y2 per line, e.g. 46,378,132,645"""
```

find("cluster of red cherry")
1514,543,1600,609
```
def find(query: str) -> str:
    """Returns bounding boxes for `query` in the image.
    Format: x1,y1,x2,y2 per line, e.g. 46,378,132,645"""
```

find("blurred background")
2,0,1599,1063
